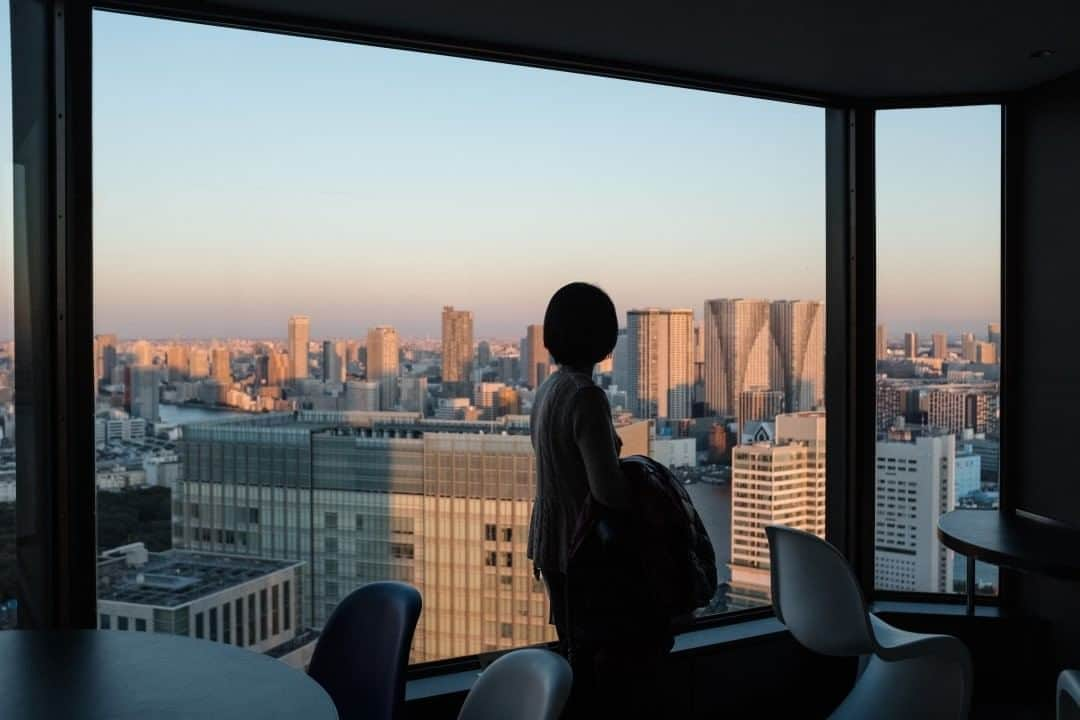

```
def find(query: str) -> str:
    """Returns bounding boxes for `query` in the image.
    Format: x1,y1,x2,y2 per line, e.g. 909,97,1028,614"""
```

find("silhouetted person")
528,282,672,719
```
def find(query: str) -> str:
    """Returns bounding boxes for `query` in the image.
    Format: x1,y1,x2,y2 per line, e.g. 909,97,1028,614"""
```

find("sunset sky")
1,12,999,341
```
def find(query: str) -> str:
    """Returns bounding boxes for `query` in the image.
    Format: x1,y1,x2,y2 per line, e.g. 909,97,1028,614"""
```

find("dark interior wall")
1010,67,1080,672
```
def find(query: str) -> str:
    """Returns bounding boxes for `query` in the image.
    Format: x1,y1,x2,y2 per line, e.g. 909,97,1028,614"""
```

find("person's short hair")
543,283,618,368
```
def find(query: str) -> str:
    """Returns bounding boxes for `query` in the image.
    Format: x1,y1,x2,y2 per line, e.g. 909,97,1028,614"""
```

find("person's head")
543,282,618,370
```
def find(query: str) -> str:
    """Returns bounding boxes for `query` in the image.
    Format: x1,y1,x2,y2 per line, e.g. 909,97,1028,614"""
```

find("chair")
1060,669,1080,720
308,581,422,720
457,649,573,720
766,525,972,719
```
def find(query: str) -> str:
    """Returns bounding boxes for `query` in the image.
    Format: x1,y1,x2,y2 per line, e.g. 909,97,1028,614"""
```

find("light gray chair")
766,525,973,719
1060,669,1080,720
457,648,572,720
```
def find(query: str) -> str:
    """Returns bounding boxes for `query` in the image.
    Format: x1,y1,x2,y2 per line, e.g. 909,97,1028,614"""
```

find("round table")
1,630,338,719
938,509,1080,615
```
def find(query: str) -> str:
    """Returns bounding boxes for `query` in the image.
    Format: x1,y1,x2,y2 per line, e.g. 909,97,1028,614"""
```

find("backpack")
569,454,719,619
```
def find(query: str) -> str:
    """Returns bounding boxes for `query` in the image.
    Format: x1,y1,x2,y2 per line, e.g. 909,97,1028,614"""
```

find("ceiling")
110,0,1080,103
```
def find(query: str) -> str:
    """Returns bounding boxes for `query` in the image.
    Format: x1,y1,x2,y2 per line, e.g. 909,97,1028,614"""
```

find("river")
684,481,732,584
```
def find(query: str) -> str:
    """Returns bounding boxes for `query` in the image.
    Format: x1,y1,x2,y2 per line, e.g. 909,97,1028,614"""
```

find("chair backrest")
308,581,422,720
766,525,875,657
457,649,573,720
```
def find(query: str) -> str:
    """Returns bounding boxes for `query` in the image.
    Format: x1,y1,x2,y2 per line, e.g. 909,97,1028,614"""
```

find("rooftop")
97,545,301,608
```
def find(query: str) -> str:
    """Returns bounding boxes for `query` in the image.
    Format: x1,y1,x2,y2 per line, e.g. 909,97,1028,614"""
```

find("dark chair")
457,649,572,720
766,525,972,719
308,581,422,720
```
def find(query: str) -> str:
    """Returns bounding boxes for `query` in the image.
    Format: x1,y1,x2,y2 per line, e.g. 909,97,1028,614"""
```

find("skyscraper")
441,307,474,385
188,348,210,379
904,331,919,359
769,300,824,412
211,347,231,383
961,332,976,362
267,350,288,386
874,425,956,593
288,315,310,382
703,299,771,417
612,329,628,391
737,387,785,437
321,341,342,384
875,325,888,361
987,322,1001,359
975,341,997,365
626,308,695,420
525,324,549,389
94,334,118,385
132,340,152,367
729,412,826,608
167,343,188,381
129,365,160,422
932,332,947,360
367,326,400,410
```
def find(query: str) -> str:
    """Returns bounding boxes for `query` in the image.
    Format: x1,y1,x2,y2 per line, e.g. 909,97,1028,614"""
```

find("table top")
938,509,1080,581
2,630,338,720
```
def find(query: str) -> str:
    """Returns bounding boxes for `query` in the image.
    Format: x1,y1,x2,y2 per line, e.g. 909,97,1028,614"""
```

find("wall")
1011,66,1080,672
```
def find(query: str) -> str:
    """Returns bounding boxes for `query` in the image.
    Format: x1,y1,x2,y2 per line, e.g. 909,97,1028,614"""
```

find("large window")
0,5,15,632
874,106,1001,597
91,12,826,664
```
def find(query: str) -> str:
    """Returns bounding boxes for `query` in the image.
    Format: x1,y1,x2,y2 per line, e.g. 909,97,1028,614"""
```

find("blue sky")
2,11,999,340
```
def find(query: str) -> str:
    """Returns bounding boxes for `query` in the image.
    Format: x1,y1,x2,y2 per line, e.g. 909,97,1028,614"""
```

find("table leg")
965,554,976,616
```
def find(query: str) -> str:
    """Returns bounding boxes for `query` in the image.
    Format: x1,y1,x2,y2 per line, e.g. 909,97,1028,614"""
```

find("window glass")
875,106,1001,596
92,10,825,663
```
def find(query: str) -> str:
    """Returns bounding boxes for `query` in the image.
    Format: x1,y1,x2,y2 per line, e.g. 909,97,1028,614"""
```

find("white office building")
874,425,956,593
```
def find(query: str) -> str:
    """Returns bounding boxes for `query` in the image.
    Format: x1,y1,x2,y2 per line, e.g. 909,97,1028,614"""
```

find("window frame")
10,0,1009,680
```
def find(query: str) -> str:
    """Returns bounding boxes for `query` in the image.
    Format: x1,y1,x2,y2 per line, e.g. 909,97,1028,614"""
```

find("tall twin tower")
624,299,824,422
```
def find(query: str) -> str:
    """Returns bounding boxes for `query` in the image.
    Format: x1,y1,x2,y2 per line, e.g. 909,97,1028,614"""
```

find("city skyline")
0,13,1001,341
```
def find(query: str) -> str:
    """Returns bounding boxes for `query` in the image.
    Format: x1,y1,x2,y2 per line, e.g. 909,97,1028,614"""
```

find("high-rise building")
132,340,152,367
345,340,361,368
129,365,159,422
367,326,400,410
95,334,119,386
612,329,629,391
399,377,429,414
288,316,310,382
875,325,888,361
441,307,474,385
321,341,343,384
188,348,210,379
729,412,826,608
737,387,785,436
212,347,231,383
932,332,947,360
927,386,995,435
975,341,997,365
987,323,1001,359
167,343,188,381
703,299,771,417
769,300,824,412
625,308,695,420
524,324,550,389
175,412,582,661
267,350,288,387
254,354,270,387
343,381,380,411
961,332,976,362
874,425,956,593
904,331,919,359
477,340,492,367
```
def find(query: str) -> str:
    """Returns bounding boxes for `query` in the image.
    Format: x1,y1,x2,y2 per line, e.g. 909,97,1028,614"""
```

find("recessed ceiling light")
1030,49,1056,59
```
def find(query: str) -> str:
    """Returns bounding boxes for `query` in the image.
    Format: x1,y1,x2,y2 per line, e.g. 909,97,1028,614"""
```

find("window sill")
405,601,1004,703
406,616,787,702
